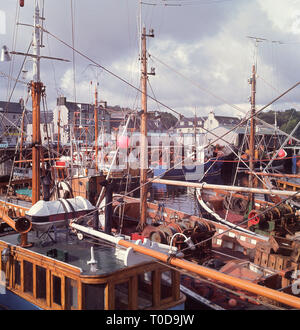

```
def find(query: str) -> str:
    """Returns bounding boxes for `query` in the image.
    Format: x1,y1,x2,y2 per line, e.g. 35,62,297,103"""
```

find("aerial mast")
94,83,99,172
138,26,154,231
248,64,256,208
31,0,43,204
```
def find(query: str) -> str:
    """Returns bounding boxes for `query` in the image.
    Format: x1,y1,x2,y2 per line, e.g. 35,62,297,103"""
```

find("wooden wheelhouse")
0,232,185,310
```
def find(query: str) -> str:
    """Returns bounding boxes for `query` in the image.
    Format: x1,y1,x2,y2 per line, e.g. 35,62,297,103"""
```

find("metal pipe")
246,172,300,179
150,178,299,197
0,212,31,233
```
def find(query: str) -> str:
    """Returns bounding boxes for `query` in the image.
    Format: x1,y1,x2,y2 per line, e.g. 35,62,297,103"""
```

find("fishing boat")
3,1,300,312
0,1,186,311
95,26,300,309
0,198,186,310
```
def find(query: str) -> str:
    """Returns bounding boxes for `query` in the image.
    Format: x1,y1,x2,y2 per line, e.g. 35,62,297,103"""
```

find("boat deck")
0,231,127,277
0,196,32,209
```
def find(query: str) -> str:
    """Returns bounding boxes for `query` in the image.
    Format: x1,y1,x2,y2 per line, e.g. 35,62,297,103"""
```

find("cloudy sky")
1,0,300,120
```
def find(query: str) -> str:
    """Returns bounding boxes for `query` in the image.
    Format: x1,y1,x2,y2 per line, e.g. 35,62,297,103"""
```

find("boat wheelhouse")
0,231,185,310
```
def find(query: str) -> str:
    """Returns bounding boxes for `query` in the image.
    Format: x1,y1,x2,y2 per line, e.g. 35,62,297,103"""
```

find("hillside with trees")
258,109,300,139
158,111,178,129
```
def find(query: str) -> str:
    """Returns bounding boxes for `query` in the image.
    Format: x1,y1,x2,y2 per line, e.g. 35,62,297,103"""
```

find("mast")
248,64,256,207
19,108,25,168
193,108,197,161
94,84,98,172
31,0,43,205
138,26,154,231
57,108,60,155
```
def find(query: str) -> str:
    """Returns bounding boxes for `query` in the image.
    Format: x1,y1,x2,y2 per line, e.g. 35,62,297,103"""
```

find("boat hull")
0,289,41,310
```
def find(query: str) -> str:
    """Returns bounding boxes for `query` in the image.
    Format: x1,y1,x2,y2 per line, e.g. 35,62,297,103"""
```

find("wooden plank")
77,280,82,310
129,276,138,310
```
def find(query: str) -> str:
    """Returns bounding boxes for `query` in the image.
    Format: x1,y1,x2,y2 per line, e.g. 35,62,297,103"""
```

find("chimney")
57,96,67,106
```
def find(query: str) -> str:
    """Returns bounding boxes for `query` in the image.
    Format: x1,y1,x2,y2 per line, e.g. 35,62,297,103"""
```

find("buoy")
248,210,260,226
117,135,129,149
278,149,287,158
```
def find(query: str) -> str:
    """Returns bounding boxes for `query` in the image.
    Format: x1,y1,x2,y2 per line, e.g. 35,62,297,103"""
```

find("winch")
148,218,216,262
247,203,300,237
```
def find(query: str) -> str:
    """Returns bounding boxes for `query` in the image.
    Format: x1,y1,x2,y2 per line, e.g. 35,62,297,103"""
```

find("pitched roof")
175,116,206,128
214,116,241,126
0,101,22,114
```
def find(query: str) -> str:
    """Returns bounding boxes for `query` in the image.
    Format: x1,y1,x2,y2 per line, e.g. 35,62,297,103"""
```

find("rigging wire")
0,40,33,129
70,0,78,129
5,0,20,103
149,52,300,144
4,23,297,207
38,22,300,149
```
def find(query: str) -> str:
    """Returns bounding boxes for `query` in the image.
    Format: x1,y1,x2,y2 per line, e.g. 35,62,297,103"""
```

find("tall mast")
248,64,256,207
193,107,197,161
19,109,25,168
94,84,98,172
138,26,154,231
31,0,43,204
57,108,60,155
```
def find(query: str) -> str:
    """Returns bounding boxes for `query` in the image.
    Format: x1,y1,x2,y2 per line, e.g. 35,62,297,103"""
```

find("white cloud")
2,0,300,119
258,0,300,35
0,10,6,35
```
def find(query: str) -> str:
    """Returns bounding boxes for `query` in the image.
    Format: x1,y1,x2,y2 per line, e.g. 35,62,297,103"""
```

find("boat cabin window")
14,260,21,286
161,270,172,300
0,241,182,310
115,281,129,310
66,277,78,310
24,260,33,294
0,268,5,286
52,275,62,306
83,283,105,310
36,266,46,300
137,271,153,309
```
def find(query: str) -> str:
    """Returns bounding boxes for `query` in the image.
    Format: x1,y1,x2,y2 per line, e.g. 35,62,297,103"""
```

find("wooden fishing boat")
86,191,300,310
0,1,182,312
93,27,300,310
3,1,300,312
0,199,185,310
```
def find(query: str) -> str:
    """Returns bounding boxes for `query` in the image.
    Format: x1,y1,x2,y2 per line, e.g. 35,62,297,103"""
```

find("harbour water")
150,183,201,216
